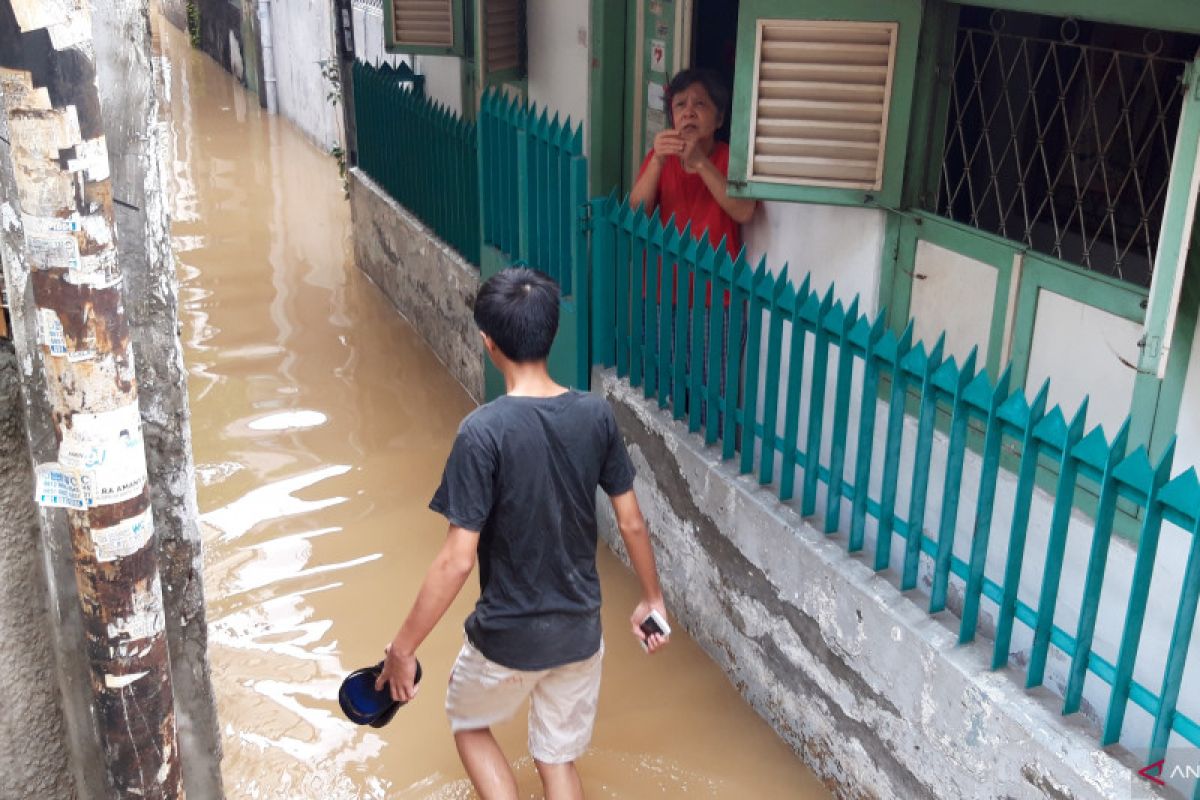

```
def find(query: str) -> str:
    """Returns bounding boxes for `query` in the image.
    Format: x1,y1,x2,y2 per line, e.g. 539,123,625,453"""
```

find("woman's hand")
652,129,685,163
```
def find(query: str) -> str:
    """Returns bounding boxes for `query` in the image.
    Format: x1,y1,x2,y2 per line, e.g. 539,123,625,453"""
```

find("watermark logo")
1132,749,1200,798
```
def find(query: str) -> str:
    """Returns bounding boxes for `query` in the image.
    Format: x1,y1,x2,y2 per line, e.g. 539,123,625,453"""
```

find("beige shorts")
445,638,604,764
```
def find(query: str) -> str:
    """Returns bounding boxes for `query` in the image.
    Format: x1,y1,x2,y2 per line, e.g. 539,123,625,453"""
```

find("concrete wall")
743,202,886,316
526,0,589,145
0,342,76,800
265,0,344,150
594,369,1139,800
97,4,225,796
194,0,256,88
160,0,188,32
349,169,483,402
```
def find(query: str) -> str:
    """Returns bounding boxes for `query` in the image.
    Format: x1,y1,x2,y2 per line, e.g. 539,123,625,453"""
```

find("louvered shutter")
480,0,523,75
385,0,463,56
748,20,896,190
477,0,525,86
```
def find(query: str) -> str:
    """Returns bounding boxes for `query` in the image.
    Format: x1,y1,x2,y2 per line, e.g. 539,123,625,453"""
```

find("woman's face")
670,82,722,142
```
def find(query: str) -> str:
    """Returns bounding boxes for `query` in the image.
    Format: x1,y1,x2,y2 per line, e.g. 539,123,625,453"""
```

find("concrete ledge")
595,369,1135,800
349,168,483,404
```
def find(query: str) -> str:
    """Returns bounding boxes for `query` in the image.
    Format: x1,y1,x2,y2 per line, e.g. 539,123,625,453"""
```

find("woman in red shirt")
629,70,755,424
630,69,756,257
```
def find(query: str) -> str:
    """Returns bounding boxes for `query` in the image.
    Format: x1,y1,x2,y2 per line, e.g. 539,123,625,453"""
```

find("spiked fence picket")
590,195,1200,795
479,89,587,297
353,60,480,265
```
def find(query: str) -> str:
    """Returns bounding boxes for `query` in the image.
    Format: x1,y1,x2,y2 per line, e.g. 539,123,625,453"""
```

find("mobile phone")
639,609,671,650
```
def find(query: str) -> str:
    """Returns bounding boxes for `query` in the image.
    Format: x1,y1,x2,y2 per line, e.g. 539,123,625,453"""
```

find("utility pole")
0,1,182,797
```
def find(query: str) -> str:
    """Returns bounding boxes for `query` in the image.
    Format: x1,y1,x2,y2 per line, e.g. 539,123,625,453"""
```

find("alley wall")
0,340,77,800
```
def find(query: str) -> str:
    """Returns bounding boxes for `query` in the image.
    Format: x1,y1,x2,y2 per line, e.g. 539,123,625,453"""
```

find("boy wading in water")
377,268,669,799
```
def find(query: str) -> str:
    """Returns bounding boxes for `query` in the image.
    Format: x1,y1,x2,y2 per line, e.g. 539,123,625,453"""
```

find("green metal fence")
590,195,1200,796
353,61,480,266
478,89,590,391
478,89,588,299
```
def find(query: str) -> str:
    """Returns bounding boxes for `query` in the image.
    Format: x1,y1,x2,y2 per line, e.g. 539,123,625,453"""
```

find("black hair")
663,68,730,128
473,267,560,363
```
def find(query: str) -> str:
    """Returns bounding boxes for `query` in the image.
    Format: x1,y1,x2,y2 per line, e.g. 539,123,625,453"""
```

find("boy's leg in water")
535,760,585,800
454,728,519,800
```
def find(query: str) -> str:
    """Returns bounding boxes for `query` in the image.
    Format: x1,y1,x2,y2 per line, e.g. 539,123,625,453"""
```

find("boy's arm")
610,490,670,653
376,524,478,701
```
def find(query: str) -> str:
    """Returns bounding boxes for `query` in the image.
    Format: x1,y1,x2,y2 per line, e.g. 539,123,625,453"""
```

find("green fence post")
959,366,1013,642
723,253,752,462
850,312,887,554
875,323,914,572
672,226,697,420
1027,402,1089,689
930,349,979,614
1148,470,1200,763
1102,440,1178,745
901,336,946,591
992,383,1050,670
740,259,770,475
779,276,810,503
801,289,837,517
758,269,790,486
825,298,860,533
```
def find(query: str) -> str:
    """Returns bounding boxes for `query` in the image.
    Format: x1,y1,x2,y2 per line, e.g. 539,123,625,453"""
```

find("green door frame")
589,0,628,197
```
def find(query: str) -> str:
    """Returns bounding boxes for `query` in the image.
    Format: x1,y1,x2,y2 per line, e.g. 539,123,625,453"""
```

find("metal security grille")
932,8,1200,287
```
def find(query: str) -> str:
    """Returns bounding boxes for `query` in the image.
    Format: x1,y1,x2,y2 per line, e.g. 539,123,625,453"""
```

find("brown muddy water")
162,18,829,800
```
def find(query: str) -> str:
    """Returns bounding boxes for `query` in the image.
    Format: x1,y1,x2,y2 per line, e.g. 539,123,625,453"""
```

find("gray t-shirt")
430,391,636,670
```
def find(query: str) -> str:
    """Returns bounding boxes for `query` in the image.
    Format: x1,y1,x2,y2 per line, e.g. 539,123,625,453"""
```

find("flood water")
163,18,828,799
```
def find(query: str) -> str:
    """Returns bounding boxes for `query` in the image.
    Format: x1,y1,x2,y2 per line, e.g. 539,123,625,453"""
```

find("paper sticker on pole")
35,463,88,509
106,576,166,644
90,508,154,562
61,403,148,504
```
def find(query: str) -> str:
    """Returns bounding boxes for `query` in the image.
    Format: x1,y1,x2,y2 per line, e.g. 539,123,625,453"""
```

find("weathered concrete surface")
0,342,76,799
94,3,224,796
267,0,342,150
349,168,483,403
595,369,1136,800
158,0,187,32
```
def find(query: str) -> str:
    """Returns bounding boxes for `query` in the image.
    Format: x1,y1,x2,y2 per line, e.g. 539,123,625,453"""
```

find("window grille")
931,7,1200,287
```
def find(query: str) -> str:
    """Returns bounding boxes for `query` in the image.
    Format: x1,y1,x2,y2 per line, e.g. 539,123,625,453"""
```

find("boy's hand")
375,643,420,703
631,598,670,654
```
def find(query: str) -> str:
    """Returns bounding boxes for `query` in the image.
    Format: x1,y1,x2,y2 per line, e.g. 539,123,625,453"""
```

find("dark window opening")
930,6,1200,287
691,0,740,143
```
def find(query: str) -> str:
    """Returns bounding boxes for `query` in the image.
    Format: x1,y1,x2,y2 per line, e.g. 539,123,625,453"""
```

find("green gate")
478,90,590,399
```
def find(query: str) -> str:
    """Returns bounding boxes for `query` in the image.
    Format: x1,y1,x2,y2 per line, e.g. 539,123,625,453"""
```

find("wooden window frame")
385,0,468,57
727,0,924,208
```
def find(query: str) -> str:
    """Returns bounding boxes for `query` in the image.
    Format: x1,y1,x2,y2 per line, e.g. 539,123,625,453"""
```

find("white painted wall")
526,0,590,149
1025,290,1142,436
909,241,997,367
1174,316,1200,471
266,0,343,151
742,201,885,315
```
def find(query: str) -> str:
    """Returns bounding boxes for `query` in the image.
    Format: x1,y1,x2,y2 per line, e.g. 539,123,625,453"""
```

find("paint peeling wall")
0,341,76,800
93,3,224,796
594,369,1138,800
265,0,343,150
348,169,483,402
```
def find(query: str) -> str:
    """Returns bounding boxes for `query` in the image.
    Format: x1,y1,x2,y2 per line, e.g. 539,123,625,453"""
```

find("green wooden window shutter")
479,0,526,85
385,0,467,57
728,0,923,208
